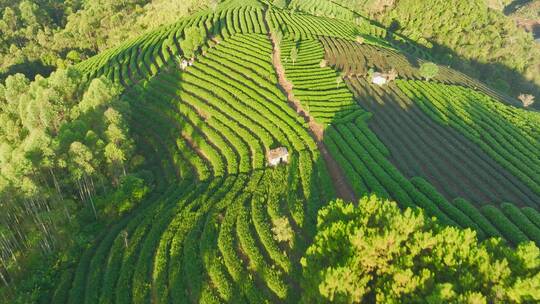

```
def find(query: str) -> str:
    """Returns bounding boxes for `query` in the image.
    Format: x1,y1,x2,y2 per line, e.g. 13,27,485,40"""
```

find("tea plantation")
29,0,540,302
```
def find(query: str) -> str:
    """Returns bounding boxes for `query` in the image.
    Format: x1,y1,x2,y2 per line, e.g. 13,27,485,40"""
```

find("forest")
0,0,217,81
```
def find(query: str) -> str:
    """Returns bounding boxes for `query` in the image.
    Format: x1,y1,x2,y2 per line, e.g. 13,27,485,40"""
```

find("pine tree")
301,196,540,303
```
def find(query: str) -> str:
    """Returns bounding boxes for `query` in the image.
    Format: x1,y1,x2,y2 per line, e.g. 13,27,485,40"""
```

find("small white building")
179,58,195,70
180,59,189,70
267,147,289,167
372,72,388,86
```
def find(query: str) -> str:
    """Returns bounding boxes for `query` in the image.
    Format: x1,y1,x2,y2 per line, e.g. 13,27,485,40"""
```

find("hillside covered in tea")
1,0,539,302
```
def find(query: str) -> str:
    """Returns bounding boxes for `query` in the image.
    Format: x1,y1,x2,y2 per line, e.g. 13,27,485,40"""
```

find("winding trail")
267,31,357,203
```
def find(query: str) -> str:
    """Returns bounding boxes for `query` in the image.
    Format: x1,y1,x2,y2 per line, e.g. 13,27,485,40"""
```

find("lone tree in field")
180,26,205,59
419,62,439,80
272,216,294,248
518,94,535,107
290,45,298,65
301,196,540,303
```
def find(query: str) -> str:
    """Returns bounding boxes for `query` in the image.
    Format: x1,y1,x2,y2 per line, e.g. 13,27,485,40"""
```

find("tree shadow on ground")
0,60,55,82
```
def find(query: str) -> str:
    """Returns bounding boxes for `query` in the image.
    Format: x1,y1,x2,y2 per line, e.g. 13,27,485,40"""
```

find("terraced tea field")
49,0,540,302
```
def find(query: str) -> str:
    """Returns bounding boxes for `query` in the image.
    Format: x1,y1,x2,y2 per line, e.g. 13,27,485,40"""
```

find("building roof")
268,147,288,159
372,74,388,85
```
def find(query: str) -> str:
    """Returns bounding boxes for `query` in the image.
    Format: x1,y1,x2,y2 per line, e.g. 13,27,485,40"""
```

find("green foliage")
301,196,540,303
271,216,294,248
290,45,298,64
0,67,138,301
97,175,150,219
481,205,530,246
0,0,218,81
521,207,540,228
453,198,502,239
2,3,539,303
180,26,207,59
411,178,485,238
500,203,540,245
419,62,439,80
65,50,81,63
251,196,292,272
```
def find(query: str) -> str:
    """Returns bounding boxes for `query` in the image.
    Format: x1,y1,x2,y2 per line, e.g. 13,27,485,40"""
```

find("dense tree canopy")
0,0,217,81
179,26,206,59
0,68,146,293
419,62,439,80
301,196,540,303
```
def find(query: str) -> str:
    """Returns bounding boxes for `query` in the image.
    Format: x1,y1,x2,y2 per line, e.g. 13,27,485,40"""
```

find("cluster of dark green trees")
0,68,150,294
301,196,540,303
332,0,540,101
0,0,216,81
